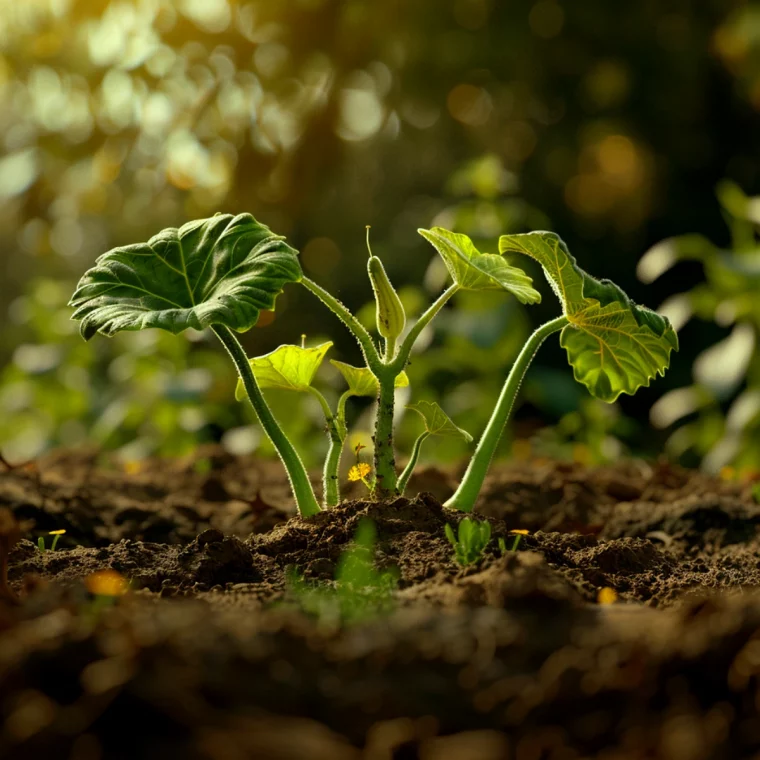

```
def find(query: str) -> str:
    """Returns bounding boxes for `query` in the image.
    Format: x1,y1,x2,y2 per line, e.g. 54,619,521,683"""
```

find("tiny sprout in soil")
70,214,677,515
445,517,492,566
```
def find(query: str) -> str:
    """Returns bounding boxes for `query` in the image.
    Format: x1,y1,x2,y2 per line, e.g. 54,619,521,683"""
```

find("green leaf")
330,360,409,397
70,214,302,340
499,231,679,402
418,227,541,304
235,342,332,401
407,400,472,442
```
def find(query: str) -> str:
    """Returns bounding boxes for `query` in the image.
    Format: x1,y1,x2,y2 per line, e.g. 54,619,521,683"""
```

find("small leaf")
418,227,541,304
348,463,371,482
70,214,301,339
499,231,679,403
235,342,332,400
407,400,473,442
444,523,456,547
330,361,409,397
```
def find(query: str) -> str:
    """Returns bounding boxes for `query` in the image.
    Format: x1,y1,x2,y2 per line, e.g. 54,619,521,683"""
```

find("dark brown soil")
2,448,760,759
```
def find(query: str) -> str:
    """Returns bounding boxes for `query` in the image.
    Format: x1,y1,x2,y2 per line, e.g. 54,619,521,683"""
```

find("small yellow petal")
48,529,66,536
348,463,371,482
597,587,618,605
509,529,529,535
123,461,143,476
85,570,129,597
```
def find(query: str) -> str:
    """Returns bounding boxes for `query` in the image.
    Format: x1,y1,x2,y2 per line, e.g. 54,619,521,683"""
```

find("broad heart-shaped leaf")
70,213,302,340
417,227,541,304
499,231,679,402
235,342,332,401
407,400,473,442
330,360,409,397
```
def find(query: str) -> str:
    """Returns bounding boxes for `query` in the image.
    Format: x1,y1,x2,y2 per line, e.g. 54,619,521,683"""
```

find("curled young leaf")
499,231,679,402
330,360,409,397
407,400,472,442
235,342,333,401
70,214,301,339
418,227,541,304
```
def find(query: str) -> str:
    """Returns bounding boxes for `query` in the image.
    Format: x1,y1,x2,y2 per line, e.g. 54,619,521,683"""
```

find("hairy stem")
445,316,569,512
397,432,430,495
373,370,398,498
308,387,344,508
213,325,320,518
390,284,458,374
301,276,382,374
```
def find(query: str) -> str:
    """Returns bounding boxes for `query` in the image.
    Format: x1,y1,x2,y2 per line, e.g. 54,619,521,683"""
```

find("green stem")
308,387,344,508
390,284,459,374
301,277,382,374
445,316,568,512
213,325,320,518
397,432,429,494
373,368,398,498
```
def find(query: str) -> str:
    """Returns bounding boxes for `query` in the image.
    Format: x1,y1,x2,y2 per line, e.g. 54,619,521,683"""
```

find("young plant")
69,214,321,517
444,231,678,511
397,401,472,494
498,529,528,554
301,227,540,498
234,338,342,507
445,517,492,566
285,519,398,624
37,529,66,554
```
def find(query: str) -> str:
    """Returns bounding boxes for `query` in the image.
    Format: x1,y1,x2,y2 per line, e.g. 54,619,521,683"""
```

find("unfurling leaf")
70,214,302,339
499,231,679,402
235,342,332,400
418,227,541,304
407,400,472,442
368,255,406,345
348,463,371,482
330,360,409,397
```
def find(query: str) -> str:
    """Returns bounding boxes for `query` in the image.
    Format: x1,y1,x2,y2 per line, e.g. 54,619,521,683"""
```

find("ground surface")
2,447,760,759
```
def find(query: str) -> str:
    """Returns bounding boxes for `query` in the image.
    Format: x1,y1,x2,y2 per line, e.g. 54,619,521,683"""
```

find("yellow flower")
85,570,129,597
48,529,66,536
123,460,143,476
348,463,371,482
597,587,618,605
509,529,529,535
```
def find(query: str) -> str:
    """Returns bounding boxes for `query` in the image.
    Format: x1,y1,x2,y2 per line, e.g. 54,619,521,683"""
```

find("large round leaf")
69,213,302,339
499,231,679,402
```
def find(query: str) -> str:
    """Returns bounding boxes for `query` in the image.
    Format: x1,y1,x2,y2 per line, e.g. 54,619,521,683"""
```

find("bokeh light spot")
302,237,341,277
529,0,565,39
447,84,492,126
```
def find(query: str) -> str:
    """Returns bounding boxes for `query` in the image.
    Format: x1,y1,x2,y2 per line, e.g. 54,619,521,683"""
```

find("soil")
2,447,760,759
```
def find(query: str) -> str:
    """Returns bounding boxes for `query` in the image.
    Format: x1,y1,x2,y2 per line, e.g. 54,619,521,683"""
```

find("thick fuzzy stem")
373,371,398,498
213,325,320,518
300,277,382,374
397,432,429,495
445,316,568,512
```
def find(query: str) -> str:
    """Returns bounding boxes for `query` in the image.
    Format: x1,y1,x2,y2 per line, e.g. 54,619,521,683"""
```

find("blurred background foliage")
0,0,759,475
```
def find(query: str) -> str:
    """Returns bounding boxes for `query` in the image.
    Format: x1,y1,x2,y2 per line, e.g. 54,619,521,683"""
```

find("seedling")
442,231,678,511
70,213,676,515
398,401,472,494
498,529,528,554
37,529,66,554
445,517,492,566
285,519,398,624
69,214,321,517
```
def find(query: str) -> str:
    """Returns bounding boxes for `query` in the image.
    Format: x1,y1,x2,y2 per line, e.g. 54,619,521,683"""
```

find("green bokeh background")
1,0,758,474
